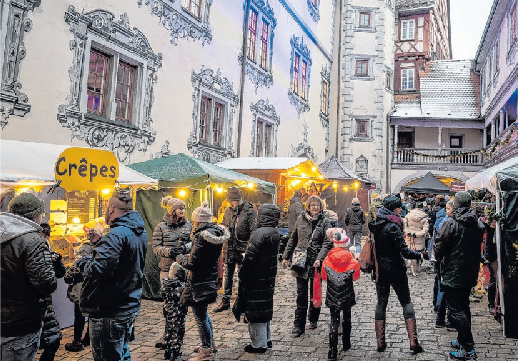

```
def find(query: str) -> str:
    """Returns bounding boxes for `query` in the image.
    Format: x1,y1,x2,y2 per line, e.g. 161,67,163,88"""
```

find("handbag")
290,219,323,272
359,234,376,273
311,270,322,308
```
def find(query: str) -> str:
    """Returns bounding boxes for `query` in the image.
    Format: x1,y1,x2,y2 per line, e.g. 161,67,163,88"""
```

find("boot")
327,332,338,361
213,299,230,313
405,318,423,354
342,314,352,351
375,321,386,352
188,347,213,361
155,334,166,349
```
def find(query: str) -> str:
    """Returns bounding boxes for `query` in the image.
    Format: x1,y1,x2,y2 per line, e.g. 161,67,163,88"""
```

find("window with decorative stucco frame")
187,68,238,163
250,99,280,157
238,0,277,92
288,36,312,116
58,6,162,163
353,7,376,32
351,116,374,142
307,0,319,22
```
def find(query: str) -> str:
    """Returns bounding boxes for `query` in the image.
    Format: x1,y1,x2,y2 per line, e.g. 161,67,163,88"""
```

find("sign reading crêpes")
55,148,119,191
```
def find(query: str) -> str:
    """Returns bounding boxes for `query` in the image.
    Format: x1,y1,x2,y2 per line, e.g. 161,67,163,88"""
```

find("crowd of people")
0,186,495,361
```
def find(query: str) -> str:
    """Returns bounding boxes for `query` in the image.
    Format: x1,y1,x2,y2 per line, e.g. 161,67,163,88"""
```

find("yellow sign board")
54,148,119,191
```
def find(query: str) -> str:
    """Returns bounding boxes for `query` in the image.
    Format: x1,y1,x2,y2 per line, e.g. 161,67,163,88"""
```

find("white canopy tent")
465,157,518,338
1,139,156,192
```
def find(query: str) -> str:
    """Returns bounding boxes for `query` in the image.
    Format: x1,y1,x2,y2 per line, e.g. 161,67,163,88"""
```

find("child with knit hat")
321,228,360,361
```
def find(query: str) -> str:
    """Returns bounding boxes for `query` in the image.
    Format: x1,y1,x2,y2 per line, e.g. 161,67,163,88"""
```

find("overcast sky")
450,0,494,60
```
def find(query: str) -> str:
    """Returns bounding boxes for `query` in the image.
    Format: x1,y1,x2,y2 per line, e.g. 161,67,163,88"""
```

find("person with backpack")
344,198,365,254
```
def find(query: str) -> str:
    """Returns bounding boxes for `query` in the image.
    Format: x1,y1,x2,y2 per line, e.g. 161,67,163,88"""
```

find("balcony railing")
393,148,485,165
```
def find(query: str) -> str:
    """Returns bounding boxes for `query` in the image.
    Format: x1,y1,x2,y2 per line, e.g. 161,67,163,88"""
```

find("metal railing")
393,148,485,165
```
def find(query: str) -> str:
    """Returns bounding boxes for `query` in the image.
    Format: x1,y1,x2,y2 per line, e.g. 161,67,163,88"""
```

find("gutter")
474,0,499,65
385,106,397,193
335,0,343,158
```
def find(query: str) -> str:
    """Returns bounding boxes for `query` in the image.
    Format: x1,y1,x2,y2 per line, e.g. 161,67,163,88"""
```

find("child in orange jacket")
322,228,360,361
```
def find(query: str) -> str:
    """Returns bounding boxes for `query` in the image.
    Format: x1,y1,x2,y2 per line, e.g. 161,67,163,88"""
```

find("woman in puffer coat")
282,195,332,337
233,204,281,353
403,202,429,276
153,197,193,348
176,202,230,361
368,195,423,355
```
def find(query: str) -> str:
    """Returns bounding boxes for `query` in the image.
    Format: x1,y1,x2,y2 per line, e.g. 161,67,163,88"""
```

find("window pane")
115,62,135,122
293,54,299,94
321,81,327,114
213,102,224,146
356,120,367,136
301,61,307,99
247,10,258,61
87,50,110,116
256,120,263,156
199,96,210,141
360,12,370,27
356,60,368,75
260,20,269,69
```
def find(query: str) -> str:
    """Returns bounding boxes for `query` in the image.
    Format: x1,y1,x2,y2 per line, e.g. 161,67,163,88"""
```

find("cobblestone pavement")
45,262,517,360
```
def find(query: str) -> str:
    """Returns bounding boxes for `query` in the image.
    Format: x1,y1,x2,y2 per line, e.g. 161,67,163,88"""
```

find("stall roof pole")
495,188,505,337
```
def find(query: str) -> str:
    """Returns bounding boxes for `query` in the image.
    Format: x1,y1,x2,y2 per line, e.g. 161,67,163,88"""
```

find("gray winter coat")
221,201,257,264
152,215,193,272
0,213,57,337
287,196,304,232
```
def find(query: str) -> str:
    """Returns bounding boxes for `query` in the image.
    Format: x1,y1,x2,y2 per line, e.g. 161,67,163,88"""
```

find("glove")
183,242,192,253
176,254,188,264
168,245,184,258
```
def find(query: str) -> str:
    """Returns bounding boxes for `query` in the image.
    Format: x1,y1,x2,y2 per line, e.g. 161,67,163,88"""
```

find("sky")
450,0,494,60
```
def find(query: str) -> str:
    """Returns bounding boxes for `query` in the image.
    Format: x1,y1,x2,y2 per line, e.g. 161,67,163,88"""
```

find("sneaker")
450,349,477,360
291,329,305,338
488,305,495,315
213,299,230,313
244,344,267,353
267,341,273,348
446,322,456,332
306,322,318,330
65,340,84,352
451,340,461,350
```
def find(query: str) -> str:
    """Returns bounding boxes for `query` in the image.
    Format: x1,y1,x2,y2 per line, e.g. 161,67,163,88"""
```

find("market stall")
401,171,455,195
1,140,156,328
128,153,276,299
466,158,518,338
216,157,332,209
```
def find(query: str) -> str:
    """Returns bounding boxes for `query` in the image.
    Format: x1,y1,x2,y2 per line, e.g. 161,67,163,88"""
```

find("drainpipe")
385,107,396,193
335,0,343,158
236,0,251,157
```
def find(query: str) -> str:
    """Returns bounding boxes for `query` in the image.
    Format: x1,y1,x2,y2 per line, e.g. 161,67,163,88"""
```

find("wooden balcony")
392,148,486,171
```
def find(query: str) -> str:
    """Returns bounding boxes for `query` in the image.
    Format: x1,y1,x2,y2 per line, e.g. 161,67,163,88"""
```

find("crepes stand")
465,157,518,338
1,140,156,327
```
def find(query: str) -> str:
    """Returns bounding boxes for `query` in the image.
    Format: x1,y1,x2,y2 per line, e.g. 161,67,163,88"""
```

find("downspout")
385,107,396,193
236,0,251,157
335,0,343,158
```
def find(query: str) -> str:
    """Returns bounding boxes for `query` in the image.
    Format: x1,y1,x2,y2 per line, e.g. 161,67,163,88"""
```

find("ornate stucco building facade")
1,0,336,164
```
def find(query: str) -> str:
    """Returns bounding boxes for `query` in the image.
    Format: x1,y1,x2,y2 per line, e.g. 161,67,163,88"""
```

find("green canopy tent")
128,153,275,299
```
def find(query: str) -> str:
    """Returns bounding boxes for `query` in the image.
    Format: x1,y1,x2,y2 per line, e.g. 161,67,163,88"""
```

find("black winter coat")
235,205,280,323
287,197,304,233
368,207,421,283
221,201,257,263
0,213,57,337
345,203,366,233
434,207,484,289
283,211,332,279
179,223,230,306
152,216,193,272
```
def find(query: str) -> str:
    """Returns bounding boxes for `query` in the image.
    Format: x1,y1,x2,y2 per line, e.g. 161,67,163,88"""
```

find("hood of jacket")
351,203,361,212
257,204,280,228
0,212,42,243
196,223,230,245
325,247,355,272
434,207,446,230
407,208,428,222
368,207,402,234
289,196,302,206
110,211,145,236
452,207,480,226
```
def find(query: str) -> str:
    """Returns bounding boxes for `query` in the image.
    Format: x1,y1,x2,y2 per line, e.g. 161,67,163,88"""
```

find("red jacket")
322,247,360,282
321,247,360,310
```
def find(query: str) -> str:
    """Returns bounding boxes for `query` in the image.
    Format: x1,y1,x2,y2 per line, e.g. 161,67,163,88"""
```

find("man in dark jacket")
234,204,281,353
435,191,484,361
214,187,257,312
1,193,57,361
288,190,304,233
77,191,147,361
368,195,423,355
345,197,366,254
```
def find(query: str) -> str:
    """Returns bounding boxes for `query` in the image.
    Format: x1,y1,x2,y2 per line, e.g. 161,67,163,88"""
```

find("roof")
401,172,453,194
475,0,504,68
396,0,435,11
216,157,309,170
318,156,357,180
466,157,518,193
128,153,276,194
392,60,481,120
0,140,156,191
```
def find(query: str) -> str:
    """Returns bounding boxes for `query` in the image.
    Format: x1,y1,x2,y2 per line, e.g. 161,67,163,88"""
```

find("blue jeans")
191,302,213,348
89,313,137,361
1,328,41,361
351,232,362,253
248,321,271,348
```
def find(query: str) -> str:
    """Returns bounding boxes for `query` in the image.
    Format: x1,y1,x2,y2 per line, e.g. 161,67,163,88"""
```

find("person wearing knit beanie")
8,192,45,221
192,201,213,223
161,196,186,216
453,191,472,208
383,195,402,212
227,187,242,202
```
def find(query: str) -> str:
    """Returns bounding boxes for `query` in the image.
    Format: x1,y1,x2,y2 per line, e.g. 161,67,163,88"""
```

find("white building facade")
1,0,337,164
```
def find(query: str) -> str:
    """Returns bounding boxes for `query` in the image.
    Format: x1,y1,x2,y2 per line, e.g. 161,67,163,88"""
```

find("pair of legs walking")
190,302,215,361
292,275,321,336
374,279,423,354
327,308,351,361
214,262,239,312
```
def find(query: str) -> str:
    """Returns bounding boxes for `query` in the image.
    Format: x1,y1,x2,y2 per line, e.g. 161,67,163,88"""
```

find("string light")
333,182,337,189
102,189,111,195
311,167,316,172
354,181,359,188
247,182,254,189
216,187,223,194
73,217,81,224
343,186,349,191
301,173,306,178
179,189,187,197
